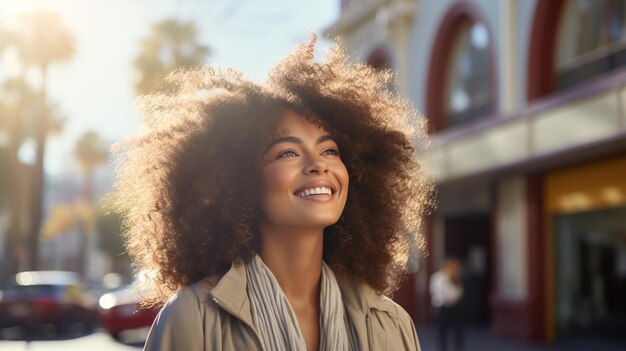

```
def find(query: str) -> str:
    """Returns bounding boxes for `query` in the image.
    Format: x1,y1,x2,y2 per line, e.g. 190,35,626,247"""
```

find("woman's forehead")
271,109,327,137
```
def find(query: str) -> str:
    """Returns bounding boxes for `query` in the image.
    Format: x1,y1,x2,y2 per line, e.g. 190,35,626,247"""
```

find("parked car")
0,270,98,335
98,280,159,340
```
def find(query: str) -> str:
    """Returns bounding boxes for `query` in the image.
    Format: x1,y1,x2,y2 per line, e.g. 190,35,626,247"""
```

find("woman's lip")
297,193,334,202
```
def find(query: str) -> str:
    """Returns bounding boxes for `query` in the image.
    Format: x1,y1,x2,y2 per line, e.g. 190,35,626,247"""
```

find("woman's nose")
303,156,329,174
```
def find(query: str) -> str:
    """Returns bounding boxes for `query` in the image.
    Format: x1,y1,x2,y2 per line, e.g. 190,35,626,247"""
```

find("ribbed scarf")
245,255,356,351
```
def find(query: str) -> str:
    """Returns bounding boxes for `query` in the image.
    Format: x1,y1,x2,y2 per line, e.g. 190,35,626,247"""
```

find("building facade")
326,0,626,345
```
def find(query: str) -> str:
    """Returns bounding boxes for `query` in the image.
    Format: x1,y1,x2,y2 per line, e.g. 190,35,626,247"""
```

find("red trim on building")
425,2,497,133
488,181,498,318
415,215,435,325
521,1,567,339
527,0,566,101
393,273,417,322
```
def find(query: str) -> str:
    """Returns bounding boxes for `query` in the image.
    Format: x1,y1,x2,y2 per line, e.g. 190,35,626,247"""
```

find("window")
445,20,493,128
426,4,495,132
556,0,626,90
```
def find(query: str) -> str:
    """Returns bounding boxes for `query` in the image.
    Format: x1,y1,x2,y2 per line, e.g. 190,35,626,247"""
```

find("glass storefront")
554,206,626,342
546,155,626,345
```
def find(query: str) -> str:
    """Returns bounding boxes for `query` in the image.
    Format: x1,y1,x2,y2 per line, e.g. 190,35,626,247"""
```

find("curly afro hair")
267,35,433,295
113,36,433,305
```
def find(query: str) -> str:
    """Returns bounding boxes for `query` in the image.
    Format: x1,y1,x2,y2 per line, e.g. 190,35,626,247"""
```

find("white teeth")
297,186,333,197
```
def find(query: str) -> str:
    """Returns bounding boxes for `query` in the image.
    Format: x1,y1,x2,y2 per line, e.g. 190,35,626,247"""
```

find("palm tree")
0,77,65,277
15,9,75,270
0,77,38,280
0,20,12,198
0,22,16,206
73,130,107,274
74,131,108,203
134,18,209,95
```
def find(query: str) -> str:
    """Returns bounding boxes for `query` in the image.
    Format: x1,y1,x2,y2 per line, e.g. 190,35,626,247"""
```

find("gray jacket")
144,263,421,350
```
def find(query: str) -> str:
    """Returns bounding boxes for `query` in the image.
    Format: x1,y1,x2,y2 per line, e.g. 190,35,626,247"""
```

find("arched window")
556,0,626,90
445,20,493,127
426,4,495,132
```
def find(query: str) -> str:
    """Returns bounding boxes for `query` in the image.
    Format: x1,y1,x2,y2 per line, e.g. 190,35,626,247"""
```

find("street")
3,326,626,351
417,326,626,351
0,329,145,351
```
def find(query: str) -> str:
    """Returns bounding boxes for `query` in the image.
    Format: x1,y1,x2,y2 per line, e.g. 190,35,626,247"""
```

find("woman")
114,37,433,351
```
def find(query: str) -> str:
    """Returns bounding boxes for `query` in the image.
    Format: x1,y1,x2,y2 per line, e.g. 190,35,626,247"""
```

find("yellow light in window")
558,192,592,212
602,186,624,205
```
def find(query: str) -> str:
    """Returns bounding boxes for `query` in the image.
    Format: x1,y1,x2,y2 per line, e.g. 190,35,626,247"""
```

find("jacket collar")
209,263,255,326
209,261,395,325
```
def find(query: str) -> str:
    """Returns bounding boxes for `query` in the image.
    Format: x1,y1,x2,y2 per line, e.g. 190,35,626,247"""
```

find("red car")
98,282,159,340
0,270,98,335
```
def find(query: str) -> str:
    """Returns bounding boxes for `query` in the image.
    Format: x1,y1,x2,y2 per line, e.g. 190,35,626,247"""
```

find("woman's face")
259,110,349,231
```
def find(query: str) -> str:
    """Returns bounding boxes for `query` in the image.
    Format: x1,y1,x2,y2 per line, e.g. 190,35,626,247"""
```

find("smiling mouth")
295,186,334,198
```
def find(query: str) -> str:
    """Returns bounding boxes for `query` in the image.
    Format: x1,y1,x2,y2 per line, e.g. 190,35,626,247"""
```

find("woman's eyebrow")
267,136,301,149
265,134,334,151
317,135,334,144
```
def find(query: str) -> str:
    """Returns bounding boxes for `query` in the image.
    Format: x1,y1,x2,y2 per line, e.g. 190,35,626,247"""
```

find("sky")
0,0,339,176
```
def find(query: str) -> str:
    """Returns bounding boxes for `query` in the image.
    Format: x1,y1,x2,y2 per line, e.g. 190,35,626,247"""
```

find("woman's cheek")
260,164,297,215
263,165,292,193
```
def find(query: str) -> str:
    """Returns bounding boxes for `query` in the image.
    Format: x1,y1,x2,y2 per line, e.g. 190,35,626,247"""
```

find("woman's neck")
259,226,324,303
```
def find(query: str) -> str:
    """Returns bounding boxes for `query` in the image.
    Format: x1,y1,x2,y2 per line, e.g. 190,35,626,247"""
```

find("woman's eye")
277,149,298,158
322,147,340,156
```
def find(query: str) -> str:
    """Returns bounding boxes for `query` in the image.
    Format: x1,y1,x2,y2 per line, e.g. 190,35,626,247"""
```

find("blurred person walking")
430,257,464,351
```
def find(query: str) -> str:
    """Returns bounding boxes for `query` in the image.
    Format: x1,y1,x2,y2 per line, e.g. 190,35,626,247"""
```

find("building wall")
331,0,538,112
328,0,626,344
